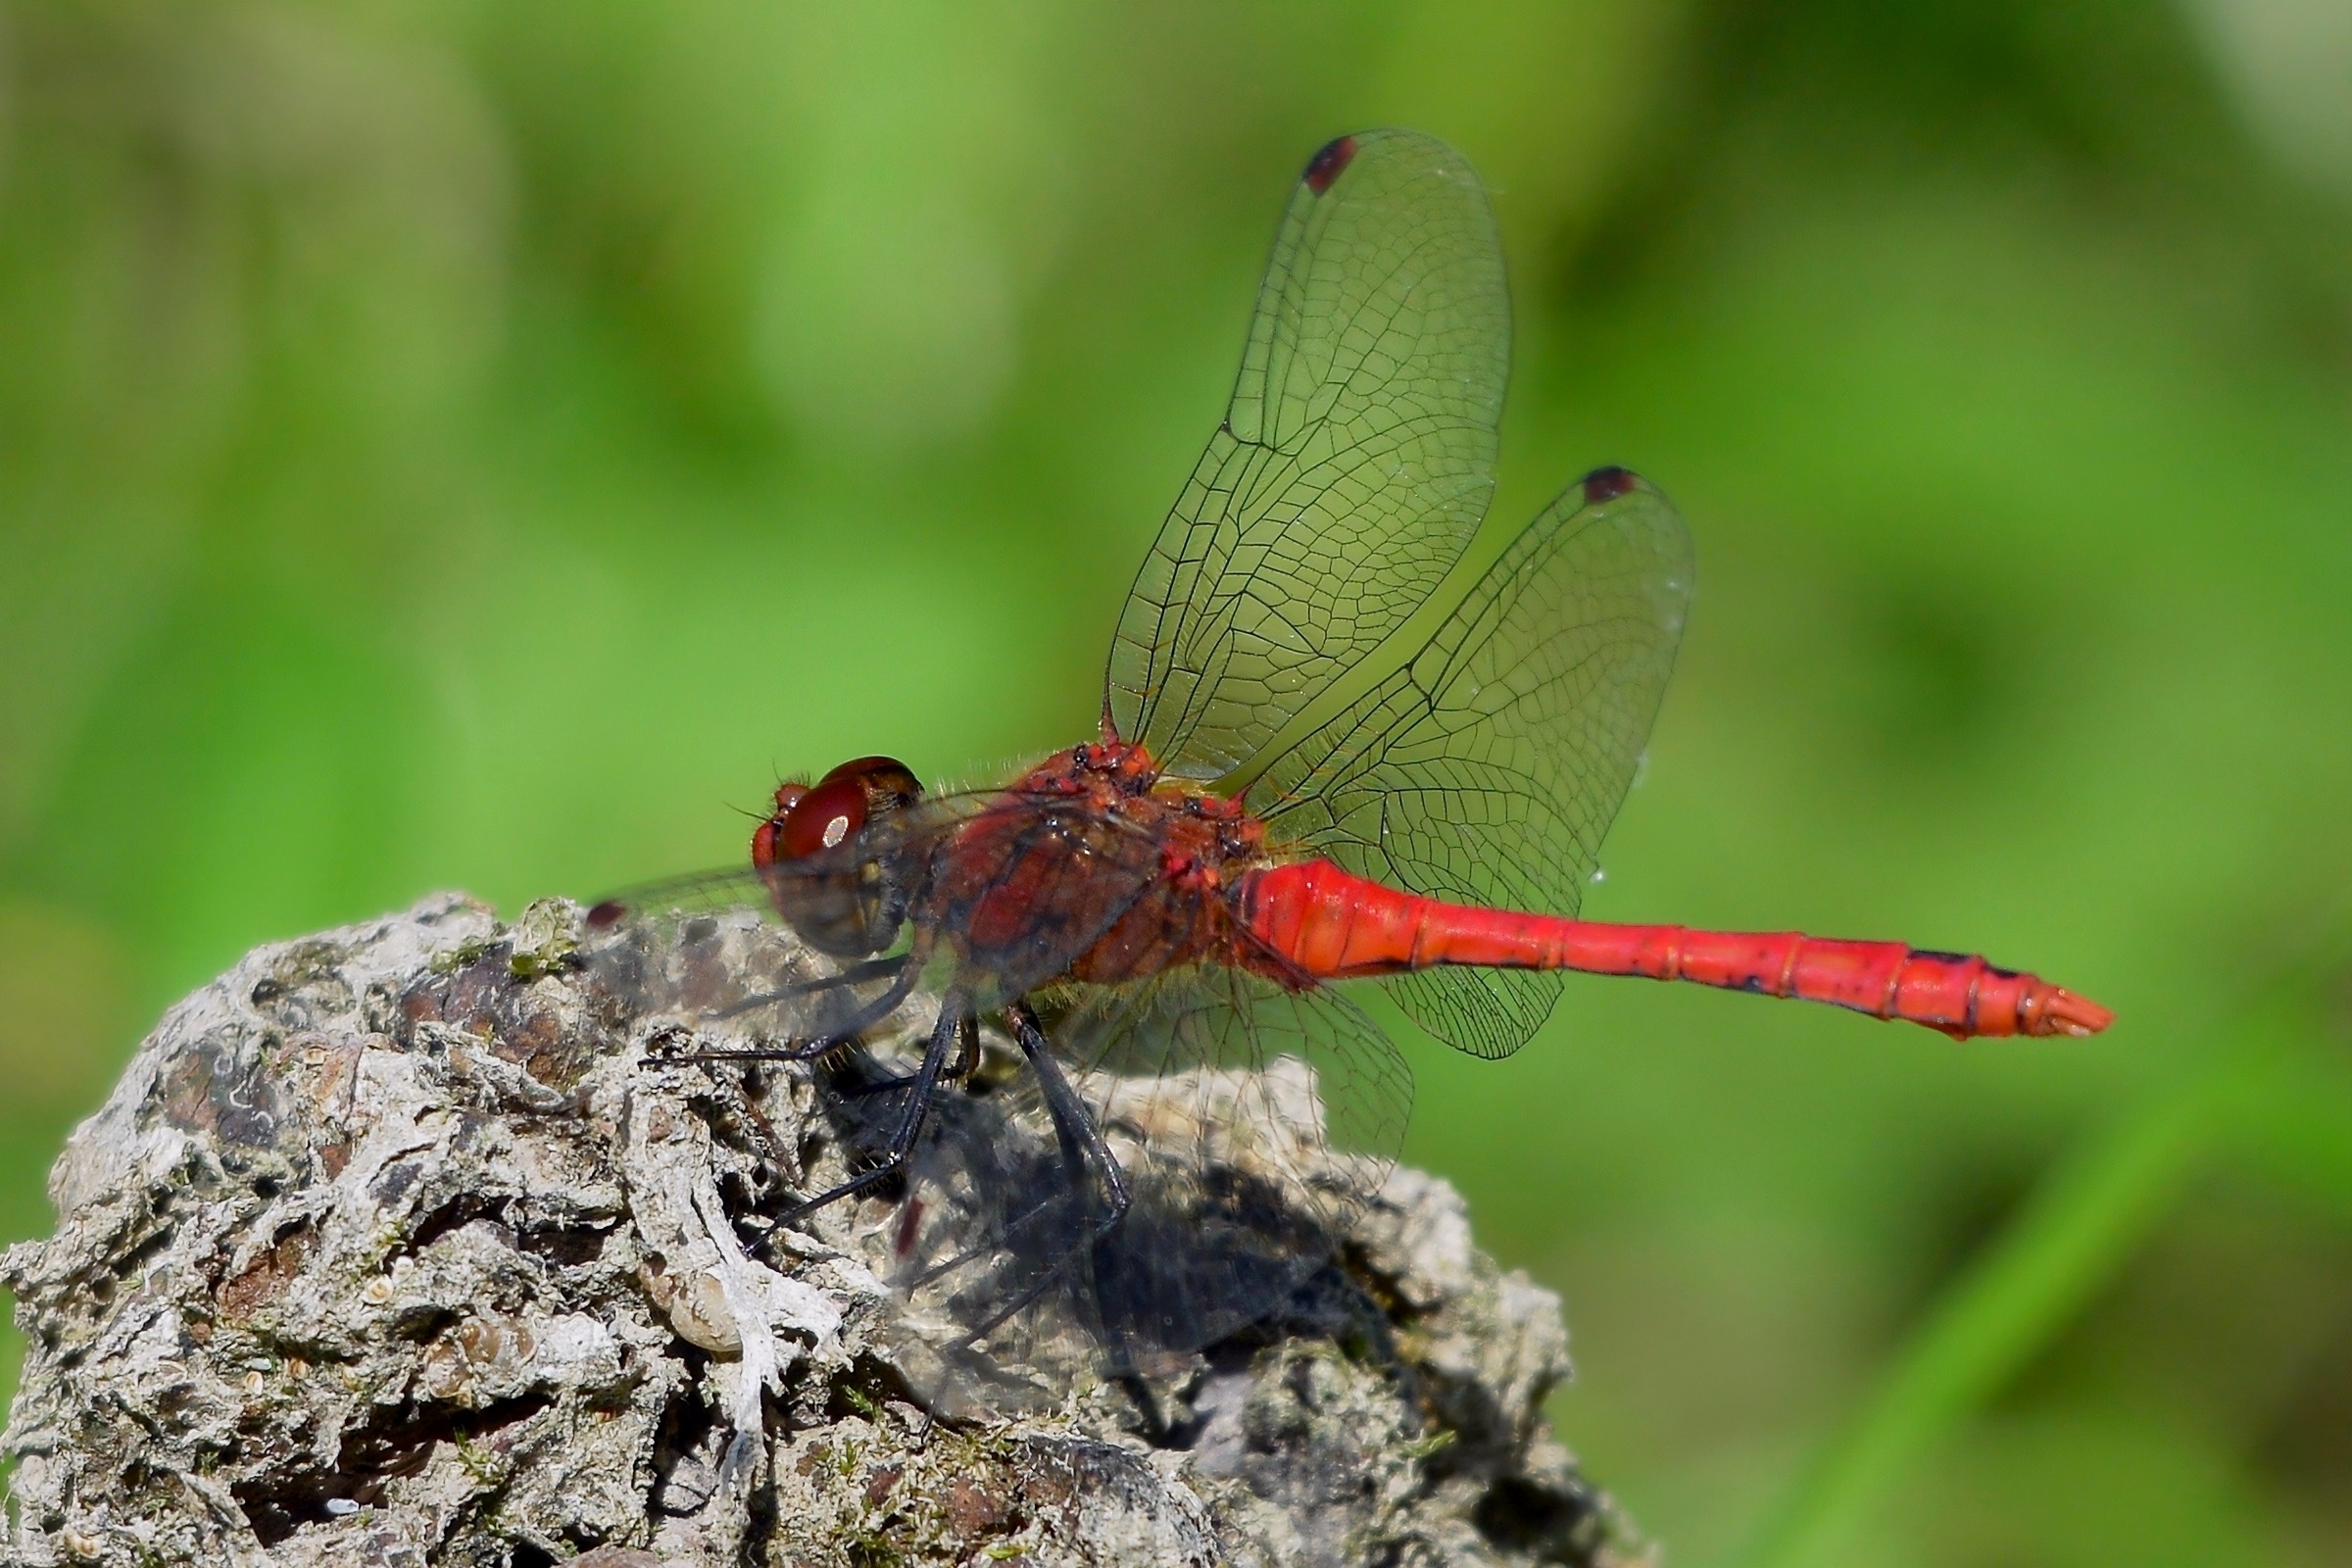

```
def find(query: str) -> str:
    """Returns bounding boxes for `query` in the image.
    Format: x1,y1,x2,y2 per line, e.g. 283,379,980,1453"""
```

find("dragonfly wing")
1103,129,1509,779
576,796,981,1044
1249,470,1694,1058
871,968,1411,1404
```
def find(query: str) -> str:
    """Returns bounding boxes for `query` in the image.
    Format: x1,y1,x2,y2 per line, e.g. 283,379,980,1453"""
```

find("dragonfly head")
752,756,925,869
751,756,927,959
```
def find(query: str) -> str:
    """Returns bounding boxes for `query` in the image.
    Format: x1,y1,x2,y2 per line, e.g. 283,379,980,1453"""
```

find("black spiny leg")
777,997,964,1224
773,952,910,997
950,1000,1134,1346
834,1012,980,1098
672,953,920,1065
1004,1002,1131,1225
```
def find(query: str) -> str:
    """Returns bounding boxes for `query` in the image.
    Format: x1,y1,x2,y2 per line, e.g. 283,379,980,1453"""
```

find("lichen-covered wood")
3,895,1644,1566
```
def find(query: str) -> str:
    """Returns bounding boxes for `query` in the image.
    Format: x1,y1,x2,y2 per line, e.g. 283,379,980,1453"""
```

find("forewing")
872,967,1411,1404
575,796,980,1045
1249,470,1693,1058
1103,129,1509,779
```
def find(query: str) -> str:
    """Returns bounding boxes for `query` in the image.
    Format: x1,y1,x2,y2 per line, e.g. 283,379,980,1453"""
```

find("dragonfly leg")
832,1071,917,1099
710,950,909,1022
776,998,963,1224
1004,1002,1132,1225
669,957,920,1065
941,1001,1133,1347
766,952,908,999
831,1014,980,1098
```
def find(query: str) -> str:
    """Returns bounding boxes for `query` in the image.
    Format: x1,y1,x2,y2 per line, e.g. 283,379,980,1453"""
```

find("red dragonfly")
584,129,2110,1404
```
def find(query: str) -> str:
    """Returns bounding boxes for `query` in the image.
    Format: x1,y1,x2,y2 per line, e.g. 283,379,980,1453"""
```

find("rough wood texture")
3,895,1643,1566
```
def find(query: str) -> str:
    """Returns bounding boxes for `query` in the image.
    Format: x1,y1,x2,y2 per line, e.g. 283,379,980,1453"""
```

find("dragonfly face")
751,755,925,958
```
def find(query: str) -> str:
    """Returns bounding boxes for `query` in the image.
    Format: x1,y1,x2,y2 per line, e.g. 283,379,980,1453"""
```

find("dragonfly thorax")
923,744,1272,992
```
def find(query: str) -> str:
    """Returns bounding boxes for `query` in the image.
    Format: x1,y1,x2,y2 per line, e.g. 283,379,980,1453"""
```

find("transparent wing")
1247,469,1694,1059
863,965,1411,1406
1103,128,1509,780
575,795,987,1046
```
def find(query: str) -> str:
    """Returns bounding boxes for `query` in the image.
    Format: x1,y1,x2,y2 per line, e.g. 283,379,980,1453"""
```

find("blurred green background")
4,2,2350,1562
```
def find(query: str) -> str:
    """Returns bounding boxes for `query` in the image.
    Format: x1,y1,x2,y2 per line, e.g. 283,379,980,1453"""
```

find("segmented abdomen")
1238,858,2113,1040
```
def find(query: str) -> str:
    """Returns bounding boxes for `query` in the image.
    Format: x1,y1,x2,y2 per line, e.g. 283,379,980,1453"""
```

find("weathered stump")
3,895,1643,1566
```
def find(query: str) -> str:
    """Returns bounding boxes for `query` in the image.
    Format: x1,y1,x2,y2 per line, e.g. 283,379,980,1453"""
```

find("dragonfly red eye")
817,755,922,798
770,756,925,860
817,757,925,823
781,775,866,858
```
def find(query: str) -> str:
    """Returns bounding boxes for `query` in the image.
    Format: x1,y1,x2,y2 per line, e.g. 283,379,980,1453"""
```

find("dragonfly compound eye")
777,757,926,860
817,755,924,808
781,775,868,858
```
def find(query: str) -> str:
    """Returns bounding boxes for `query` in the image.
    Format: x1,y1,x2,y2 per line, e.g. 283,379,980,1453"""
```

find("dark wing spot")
585,900,627,929
1302,135,1358,196
1581,466,1638,505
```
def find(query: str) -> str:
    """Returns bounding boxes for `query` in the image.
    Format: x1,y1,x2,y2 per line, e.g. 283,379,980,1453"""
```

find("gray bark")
3,894,1646,1567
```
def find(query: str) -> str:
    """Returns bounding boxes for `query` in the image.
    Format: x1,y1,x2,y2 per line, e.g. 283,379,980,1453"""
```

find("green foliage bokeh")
4,3,2350,1563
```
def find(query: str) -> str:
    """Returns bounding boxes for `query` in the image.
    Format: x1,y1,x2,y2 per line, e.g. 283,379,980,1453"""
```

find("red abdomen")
1238,858,2113,1040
